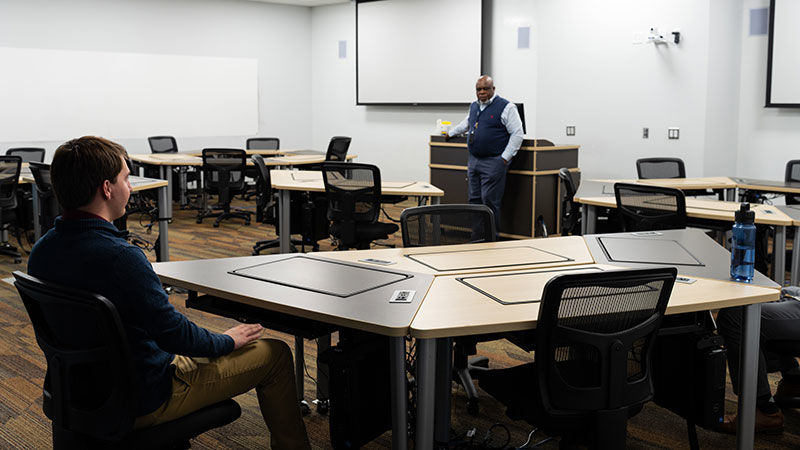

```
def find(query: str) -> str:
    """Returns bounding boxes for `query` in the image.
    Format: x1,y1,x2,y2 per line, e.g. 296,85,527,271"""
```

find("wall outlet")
642,127,649,139
668,127,680,139
566,125,576,136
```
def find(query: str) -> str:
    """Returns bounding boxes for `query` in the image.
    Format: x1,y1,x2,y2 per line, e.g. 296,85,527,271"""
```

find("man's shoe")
716,408,784,435
774,379,800,407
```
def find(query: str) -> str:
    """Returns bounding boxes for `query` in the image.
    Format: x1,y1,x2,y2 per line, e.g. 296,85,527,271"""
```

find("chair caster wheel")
467,398,479,416
299,400,311,416
213,223,219,228
14,258,21,264
245,221,250,226
252,251,259,256
316,399,330,415
196,218,202,224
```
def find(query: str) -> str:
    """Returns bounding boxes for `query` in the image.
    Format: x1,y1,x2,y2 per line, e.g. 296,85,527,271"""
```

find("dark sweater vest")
467,96,510,157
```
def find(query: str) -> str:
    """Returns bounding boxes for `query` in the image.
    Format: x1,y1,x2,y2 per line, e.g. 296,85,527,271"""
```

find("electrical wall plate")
668,127,680,139
566,125,576,136
643,127,649,139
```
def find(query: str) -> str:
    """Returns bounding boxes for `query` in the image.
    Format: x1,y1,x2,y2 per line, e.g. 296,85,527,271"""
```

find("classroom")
1,0,799,449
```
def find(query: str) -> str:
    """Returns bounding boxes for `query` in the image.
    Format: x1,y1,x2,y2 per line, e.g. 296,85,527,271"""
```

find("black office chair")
146,136,198,205
12,270,241,450
29,162,61,237
480,268,676,449
636,157,718,199
614,182,687,231
400,204,496,415
6,147,45,163
321,162,398,250
0,156,22,263
197,149,252,227
558,167,581,236
246,137,280,150
325,136,351,162
250,154,308,254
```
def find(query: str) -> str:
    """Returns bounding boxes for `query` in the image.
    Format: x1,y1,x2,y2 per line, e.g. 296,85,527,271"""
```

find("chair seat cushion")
330,221,398,243
128,399,241,447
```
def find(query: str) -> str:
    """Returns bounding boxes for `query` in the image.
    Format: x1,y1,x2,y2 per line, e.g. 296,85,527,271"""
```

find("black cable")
381,206,401,223
482,423,510,449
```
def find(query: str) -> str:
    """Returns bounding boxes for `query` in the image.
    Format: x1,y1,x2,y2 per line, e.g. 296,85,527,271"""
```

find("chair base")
252,237,311,255
196,209,252,227
0,242,22,264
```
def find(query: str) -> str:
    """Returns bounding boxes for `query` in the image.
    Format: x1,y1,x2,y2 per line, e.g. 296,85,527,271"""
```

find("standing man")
28,136,310,450
446,75,524,236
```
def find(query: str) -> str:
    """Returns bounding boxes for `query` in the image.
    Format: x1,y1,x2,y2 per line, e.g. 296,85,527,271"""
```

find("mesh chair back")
7,147,45,163
321,162,381,224
636,157,686,179
558,168,580,235
13,271,136,441
251,154,275,224
201,149,247,193
0,156,21,210
325,136,352,162
400,204,495,247
147,136,178,154
614,182,686,231
536,268,676,413
786,160,800,205
29,162,61,234
246,137,280,150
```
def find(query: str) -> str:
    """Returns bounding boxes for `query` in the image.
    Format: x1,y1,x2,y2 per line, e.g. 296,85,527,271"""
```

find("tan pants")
135,339,310,450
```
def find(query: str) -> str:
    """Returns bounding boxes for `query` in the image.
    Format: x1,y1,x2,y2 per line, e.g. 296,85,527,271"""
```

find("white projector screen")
766,0,800,107
356,0,482,105
0,47,259,141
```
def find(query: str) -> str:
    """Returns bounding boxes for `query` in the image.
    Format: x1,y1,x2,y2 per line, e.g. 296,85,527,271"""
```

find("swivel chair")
6,147,45,162
29,162,61,237
480,268,676,448
13,270,241,449
321,162,398,250
196,149,252,227
325,136,351,162
250,154,306,254
0,156,22,263
557,167,581,235
636,157,719,199
147,136,197,205
400,203,496,415
614,182,687,231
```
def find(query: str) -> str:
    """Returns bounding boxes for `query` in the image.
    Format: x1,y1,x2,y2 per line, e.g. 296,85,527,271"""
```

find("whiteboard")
0,47,259,141
766,0,800,107
356,0,482,105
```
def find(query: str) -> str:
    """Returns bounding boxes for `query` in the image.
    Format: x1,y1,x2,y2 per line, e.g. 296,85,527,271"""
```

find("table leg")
726,188,736,202
32,189,40,241
157,184,170,261
294,336,305,404
773,225,786,285
434,338,452,447
583,204,597,234
390,336,408,450
792,226,800,286
737,303,761,450
279,189,291,253
160,166,173,220
431,196,440,205
416,338,437,450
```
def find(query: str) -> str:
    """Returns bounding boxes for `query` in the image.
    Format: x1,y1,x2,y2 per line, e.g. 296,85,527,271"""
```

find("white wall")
736,0,800,180
310,0,538,182
0,0,311,158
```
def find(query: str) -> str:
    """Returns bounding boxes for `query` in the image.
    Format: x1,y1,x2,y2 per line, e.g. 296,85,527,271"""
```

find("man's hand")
443,132,452,141
224,323,264,349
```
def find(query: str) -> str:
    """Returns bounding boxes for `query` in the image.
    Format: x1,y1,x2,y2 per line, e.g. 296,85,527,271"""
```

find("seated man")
28,136,310,450
716,289,800,434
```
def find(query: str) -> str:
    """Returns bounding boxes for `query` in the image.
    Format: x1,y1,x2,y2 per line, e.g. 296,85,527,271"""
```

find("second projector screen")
356,0,482,105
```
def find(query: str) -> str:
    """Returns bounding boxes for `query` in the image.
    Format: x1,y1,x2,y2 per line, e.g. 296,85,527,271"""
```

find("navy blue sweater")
28,217,234,416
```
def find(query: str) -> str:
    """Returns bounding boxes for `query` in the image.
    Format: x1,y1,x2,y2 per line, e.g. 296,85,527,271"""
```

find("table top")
730,177,800,195
592,176,737,190
129,153,355,167
270,169,444,197
153,254,434,337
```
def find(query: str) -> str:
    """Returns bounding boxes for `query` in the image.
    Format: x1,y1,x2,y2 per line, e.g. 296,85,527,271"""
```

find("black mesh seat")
0,156,22,263
636,157,719,198
6,147,45,162
480,268,676,448
321,162,398,250
29,162,61,237
13,271,241,450
196,149,252,227
614,182,686,231
558,167,581,235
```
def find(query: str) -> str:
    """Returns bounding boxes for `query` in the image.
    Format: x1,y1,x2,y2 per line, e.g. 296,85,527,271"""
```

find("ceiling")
246,0,350,7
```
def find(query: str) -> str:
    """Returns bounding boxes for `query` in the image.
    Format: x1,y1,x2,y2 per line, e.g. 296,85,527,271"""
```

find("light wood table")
574,183,793,284
270,169,444,253
409,229,779,450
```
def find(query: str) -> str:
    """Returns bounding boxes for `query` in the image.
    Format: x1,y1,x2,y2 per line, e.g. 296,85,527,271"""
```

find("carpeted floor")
0,194,798,449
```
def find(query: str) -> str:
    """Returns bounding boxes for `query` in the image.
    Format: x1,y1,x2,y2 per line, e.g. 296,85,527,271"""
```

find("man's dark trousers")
467,153,508,238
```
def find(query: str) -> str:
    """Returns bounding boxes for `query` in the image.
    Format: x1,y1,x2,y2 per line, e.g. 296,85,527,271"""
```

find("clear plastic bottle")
730,202,756,282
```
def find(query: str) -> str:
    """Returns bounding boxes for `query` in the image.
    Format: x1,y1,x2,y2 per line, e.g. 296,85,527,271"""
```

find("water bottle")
731,202,756,282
